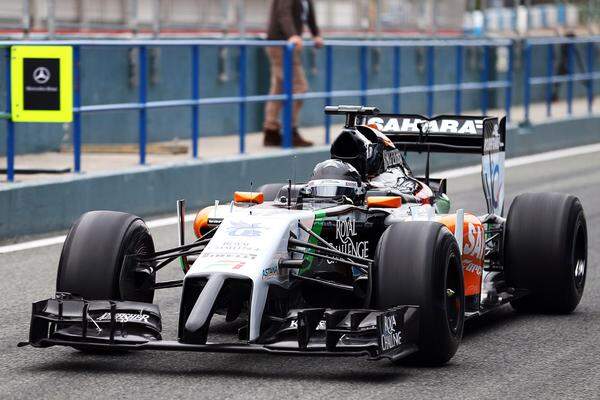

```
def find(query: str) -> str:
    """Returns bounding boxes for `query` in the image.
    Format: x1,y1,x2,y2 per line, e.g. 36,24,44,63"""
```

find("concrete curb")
1,115,599,239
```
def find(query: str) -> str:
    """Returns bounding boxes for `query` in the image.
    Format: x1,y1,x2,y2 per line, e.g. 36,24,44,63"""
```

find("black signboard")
23,58,60,111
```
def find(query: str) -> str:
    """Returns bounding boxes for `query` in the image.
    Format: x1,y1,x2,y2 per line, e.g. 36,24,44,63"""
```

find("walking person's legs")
263,47,284,146
263,46,313,147
291,48,313,147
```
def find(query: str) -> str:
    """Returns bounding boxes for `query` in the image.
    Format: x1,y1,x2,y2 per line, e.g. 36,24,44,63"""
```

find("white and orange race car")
22,105,587,366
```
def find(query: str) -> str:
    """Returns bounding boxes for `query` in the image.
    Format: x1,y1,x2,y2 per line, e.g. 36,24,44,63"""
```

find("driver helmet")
305,160,364,202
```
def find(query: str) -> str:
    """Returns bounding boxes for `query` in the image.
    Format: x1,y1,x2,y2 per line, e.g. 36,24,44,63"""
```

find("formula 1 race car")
21,105,588,366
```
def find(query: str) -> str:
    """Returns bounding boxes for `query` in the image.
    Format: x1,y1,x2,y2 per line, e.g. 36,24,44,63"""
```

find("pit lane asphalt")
2,149,600,400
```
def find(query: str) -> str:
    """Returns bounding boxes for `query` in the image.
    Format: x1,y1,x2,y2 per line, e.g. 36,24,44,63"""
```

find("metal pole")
567,41,573,115
455,45,463,115
73,46,81,173
191,45,199,158
221,0,230,35
238,44,247,153
152,0,160,38
426,46,434,117
325,45,333,144
5,47,14,182
586,42,594,114
237,0,246,38
47,0,55,38
524,42,532,123
128,0,139,36
505,42,514,123
360,46,368,106
393,46,400,114
546,44,554,117
481,46,489,115
138,45,147,165
525,0,532,33
22,0,31,37
513,0,519,34
481,0,488,35
282,43,294,149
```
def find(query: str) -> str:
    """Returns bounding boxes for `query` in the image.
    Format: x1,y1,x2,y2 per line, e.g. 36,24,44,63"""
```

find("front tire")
504,193,587,313
373,222,464,366
56,211,156,303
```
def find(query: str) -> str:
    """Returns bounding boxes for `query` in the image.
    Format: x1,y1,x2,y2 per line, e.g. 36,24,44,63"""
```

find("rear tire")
373,222,464,366
504,193,587,314
56,211,156,303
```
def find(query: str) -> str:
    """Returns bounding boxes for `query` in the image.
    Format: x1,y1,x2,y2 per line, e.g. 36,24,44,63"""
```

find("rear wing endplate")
366,113,506,216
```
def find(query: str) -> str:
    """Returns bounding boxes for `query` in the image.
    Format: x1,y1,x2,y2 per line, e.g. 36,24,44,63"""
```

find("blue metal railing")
523,36,600,122
0,37,515,182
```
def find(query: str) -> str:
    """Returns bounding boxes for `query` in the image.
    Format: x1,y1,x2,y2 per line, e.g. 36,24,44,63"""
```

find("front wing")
20,297,420,361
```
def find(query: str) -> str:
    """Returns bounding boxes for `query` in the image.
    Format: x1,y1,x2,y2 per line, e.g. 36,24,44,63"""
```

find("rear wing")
365,114,505,155
365,113,506,216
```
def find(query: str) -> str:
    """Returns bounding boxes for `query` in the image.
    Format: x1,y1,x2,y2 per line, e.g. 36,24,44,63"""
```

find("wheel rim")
445,252,462,334
120,229,156,301
573,223,586,290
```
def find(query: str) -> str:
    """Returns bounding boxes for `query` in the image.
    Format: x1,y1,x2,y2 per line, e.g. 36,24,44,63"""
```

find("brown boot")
263,128,282,147
292,128,313,147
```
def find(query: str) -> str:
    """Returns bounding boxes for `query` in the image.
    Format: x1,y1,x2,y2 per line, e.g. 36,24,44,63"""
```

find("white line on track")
2,142,600,255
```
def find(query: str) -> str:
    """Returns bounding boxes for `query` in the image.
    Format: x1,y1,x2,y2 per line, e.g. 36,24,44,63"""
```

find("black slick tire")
56,211,156,303
373,222,465,366
504,193,587,314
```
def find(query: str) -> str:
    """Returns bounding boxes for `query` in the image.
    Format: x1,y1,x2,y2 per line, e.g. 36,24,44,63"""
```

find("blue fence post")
191,45,200,158
73,45,81,173
360,46,368,106
426,46,434,117
567,41,574,115
393,46,400,114
545,43,554,117
454,45,463,115
5,46,14,182
505,42,514,123
524,42,532,123
586,42,594,114
238,45,247,153
325,45,333,144
481,45,489,115
138,45,147,165
282,43,294,149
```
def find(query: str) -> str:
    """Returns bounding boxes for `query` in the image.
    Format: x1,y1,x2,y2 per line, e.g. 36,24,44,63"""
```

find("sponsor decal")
203,260,247,270
367,117,483,135
308,179,358,188
289,319,327,330
226,221,265,237
210,240,261,252
380,313,403,351
483,122,502,153
462,222,484,276
334,219,368,259
207,218,222,225
97,312,149,323
201,252,258,260
397,178,418,194
262,265,278,280
200,239,261,261
383,149,403,169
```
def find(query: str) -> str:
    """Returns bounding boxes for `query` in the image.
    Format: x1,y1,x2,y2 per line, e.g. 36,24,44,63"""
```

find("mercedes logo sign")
33,66,51,84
